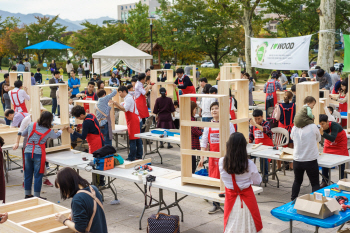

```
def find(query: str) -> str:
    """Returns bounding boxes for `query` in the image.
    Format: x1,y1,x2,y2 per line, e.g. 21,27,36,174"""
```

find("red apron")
125,99,140,140
208,127,220,179
230,98,237,131
178,77,196,103
135,93,149,119
338,94,347,127
278,103,294,133
26,122,51,174
223,174,263,232
323,122,349,156
10,89,28,113
265,81,277,110
85,115,104,153
83,91,94,113
253,126,274,146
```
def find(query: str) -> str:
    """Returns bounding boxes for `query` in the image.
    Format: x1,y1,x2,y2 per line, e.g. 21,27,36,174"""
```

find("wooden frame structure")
294,77,311,84
175,65,197,87
180,94,229,191
9,72,31,112
31,84,71,153
0,124,23,146
296,81,320,124
0,198,73,233
150,69,175,112
218,79,249,140
220,66,241,80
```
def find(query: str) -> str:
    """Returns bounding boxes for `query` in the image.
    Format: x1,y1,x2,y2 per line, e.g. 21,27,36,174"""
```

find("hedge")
197,68,220,80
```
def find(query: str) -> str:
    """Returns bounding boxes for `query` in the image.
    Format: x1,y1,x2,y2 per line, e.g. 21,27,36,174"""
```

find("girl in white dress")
219,132,263,233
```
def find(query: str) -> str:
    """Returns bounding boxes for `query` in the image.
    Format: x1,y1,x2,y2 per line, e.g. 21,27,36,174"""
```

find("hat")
196,68,198,70
159,87,166,94
272,72,279,79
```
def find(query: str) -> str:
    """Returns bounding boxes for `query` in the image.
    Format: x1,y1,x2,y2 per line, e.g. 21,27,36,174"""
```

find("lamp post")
25,32,29,59
148,16,155,63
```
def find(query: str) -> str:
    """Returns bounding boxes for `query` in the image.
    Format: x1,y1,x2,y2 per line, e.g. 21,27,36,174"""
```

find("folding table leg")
290,220,292,233
315,226,319,233
328,169,332,185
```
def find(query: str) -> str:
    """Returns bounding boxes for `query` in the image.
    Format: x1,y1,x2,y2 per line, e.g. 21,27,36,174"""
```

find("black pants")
192,156,196,174
85,70,89,79
291,159,320,201
266,98,274,117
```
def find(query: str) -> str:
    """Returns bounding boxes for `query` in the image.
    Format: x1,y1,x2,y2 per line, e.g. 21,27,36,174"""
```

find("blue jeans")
24,153,44,197
202,117,213,122
322,164,346,183
127,121,143,161
100,122,112,146
2,103,10,125
52,98,57,115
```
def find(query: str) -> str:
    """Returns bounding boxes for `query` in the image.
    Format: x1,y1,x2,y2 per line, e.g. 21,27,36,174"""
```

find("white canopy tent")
92,40,153,74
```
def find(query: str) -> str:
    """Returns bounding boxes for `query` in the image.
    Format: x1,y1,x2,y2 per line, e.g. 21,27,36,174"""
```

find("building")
117,0,161,23
254,7,281,33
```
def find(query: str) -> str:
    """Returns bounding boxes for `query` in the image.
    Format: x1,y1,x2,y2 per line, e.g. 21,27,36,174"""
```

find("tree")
0,16,20,67
157,0,243,68
2,27,27,60
317,0,336,72
25,16,68,63
126,2,151,47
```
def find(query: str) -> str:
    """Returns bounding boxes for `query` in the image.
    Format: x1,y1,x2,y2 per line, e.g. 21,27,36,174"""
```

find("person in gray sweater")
308,67,332,90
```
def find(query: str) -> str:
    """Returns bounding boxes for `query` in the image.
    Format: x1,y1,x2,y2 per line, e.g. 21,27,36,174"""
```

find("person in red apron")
263,72,282,116
115,86,143,161
76,81,98,114
249,109,274,183
174,68,196,103
219,132,263,233
21,111,63,198
4,110,28,127
229,93,237,131
319,114,349,188
9,80,30,113
198,102,235,214
330,80,348,127
134,73,152,120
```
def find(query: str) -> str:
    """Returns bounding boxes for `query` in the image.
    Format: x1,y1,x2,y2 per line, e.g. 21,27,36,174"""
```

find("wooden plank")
116,158,152,169
180,94,226,98
230,117,250,124
181,149,222,158
51,124,69,130
45,145,71,153
182,176,221,187
0,220,35,233
31,85,42,122
180,120,219,128
39,226,73,233
0,198,47,213
37,84,67,87
20,211,70,232
161,171,181,180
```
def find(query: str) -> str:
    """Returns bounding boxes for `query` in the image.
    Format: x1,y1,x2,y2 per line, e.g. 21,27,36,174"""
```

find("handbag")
147,213,180,233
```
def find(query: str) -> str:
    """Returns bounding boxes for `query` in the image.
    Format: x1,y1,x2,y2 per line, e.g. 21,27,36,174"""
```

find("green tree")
126,2,151,47
25,15,68,63
157,0,243,68
0,16,20,67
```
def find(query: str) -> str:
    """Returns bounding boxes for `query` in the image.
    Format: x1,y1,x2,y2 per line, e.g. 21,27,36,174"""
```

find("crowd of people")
0,59,348,233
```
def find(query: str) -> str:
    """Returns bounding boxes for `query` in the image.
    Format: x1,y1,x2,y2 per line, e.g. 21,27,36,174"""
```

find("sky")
1,0,138,21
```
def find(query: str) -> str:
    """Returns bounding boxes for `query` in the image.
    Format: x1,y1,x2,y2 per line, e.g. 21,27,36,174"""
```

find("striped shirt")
96,89,117,126
22,122,62,154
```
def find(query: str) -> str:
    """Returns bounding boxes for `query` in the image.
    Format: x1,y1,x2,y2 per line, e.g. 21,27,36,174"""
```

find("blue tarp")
24,40,74,50
271,184,350,228
150,129,180,137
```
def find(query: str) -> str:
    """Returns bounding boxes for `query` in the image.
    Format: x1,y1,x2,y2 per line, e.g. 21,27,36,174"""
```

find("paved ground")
3,137,348,233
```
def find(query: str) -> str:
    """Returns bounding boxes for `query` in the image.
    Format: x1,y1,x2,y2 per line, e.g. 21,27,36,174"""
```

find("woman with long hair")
331,79,348,113
97,80,105,91
219,132,262,233
153,87,175,148
21,111,64,199
54,167,107,233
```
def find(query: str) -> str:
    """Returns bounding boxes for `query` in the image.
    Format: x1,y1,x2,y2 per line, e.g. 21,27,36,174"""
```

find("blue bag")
93,154,114,171
114,154,124,165
195,168,208,176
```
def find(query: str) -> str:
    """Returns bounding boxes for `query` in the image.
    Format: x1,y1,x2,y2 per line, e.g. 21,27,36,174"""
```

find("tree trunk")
317,0,336,73
242,8,255,78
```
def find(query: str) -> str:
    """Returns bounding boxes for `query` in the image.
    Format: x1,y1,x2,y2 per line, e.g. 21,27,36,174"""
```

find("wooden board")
220,66,241,81
116,158,152,169
252,91,285,102
161,171,182,180
0,198,74,233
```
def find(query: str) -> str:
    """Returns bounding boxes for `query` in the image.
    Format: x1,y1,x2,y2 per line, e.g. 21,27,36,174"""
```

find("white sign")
251,35,311,70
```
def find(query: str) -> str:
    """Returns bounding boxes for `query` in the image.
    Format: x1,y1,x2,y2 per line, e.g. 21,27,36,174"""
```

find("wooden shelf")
181,149,222,158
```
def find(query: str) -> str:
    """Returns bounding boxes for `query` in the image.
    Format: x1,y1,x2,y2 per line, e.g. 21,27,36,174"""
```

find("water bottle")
164,130,167,138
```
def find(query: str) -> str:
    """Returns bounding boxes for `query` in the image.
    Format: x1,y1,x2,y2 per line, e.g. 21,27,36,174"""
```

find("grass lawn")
0,66,111,117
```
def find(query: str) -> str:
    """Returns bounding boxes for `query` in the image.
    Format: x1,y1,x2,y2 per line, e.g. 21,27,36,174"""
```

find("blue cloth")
68,77,80,95
271,184,350,228
202,117,213,122
17,64,25,71
340,112,347,117
24,153,44,197
34,73,42,83
31,76,36,85
100,122,112,146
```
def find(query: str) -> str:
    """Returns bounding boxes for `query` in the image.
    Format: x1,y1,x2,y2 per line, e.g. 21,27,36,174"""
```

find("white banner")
251,35,311,70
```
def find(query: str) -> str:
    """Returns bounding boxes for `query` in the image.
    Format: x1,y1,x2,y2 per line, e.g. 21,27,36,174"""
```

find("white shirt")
134,81,146,99
219,158,262,190
122,93,141,121
8,88,30,112
291,124,321,161
83,63,90,71
200,97,216,118
200,122,235,148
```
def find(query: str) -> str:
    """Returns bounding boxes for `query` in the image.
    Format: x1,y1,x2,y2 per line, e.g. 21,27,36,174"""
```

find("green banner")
343,34,350,72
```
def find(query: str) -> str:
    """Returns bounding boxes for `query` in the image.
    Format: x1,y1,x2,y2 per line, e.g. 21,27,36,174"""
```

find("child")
294,96,316,128
191,101,202,173
299,71,308,83
34,68,42,84
199,102,235,214
68,99,74,115
219,132,262,233
77,65,83,80
127,84,134,97
31,72,35,86
199,84,214,122
59,66,64,81
174,101,180,113
174,100,180,129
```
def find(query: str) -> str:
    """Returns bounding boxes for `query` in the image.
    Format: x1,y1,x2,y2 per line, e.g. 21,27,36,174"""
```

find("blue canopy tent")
24,40,74,50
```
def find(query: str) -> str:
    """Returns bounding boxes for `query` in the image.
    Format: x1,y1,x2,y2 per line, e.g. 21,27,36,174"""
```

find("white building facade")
117,0,161,23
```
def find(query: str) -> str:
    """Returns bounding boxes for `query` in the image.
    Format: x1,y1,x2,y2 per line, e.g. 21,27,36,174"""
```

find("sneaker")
159,144,164,148
320,181,327,188
25,195,34,199
43,179,54,187
167,144,173,149
208,205,220,214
